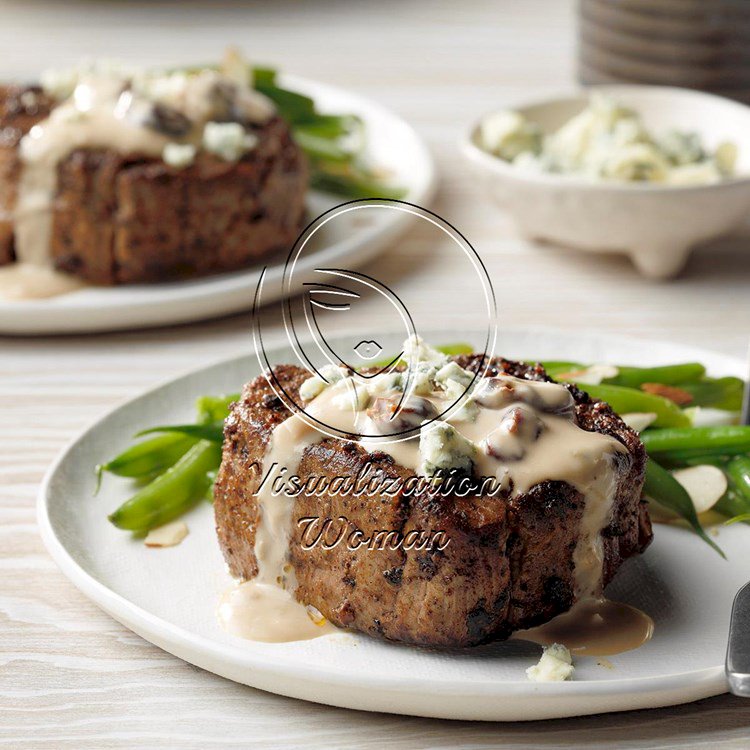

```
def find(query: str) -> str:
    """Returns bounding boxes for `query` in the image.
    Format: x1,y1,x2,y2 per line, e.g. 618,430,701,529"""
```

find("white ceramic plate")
0,75,435,335
38,328,747,721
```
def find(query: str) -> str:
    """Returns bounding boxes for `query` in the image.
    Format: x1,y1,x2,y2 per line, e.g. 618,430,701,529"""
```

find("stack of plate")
578,0,750,102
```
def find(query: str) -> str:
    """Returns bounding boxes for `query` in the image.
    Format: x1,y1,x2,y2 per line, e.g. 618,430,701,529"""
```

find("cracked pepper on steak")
214,355,652,647
0,84,307,284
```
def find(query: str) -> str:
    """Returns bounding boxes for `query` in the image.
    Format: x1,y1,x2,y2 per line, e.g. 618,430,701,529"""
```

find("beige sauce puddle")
0,263,85,299
218,581,337,643
513,597,654,656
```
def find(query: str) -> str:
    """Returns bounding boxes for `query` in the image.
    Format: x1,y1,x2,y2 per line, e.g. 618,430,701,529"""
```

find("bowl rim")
461,83,750,194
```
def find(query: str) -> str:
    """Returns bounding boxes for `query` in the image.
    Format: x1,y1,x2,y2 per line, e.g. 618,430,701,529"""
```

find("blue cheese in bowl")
480,110,542,162
480,94,737,185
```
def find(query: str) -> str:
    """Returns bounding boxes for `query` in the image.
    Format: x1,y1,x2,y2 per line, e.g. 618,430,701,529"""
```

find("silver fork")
726,344,750,696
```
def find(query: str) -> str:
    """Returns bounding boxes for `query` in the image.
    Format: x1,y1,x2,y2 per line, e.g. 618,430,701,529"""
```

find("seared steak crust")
0,85,56,264
214,357,652,647
0,85,308,283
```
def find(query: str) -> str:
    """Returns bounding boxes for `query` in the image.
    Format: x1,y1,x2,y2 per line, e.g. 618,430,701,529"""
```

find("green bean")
679,377,744,411
293,129,353,163
545,362,743,413
608,363,705,388
205,470,218,502
251,66,277,88
715,490,750,523
727,456,750,502
250,66,404,198
196,394,239,423
254,81,316,123
294,114,361,140
308,169,406,200
542,361,706,387
538,361,582,377
663,452,730,468
641,426,750,457
576,383,691,428
96,433,196,483
108,441,222,532
136,423,224,443
437,343,474,357
643,458,724,557
709,459,750,522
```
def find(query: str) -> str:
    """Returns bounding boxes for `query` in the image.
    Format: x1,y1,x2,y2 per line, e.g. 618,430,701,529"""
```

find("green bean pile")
99,346,748,555
252,66,404,200
99,395,236,534
545,359,745,556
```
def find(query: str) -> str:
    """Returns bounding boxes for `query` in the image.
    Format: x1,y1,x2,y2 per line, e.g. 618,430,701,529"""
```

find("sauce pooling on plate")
514,598,654,656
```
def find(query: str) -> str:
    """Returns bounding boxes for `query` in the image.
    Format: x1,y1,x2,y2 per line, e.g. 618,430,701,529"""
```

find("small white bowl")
461,85,750,279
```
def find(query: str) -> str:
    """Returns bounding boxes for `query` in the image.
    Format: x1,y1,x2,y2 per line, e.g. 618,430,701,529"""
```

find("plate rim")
37,327,738,719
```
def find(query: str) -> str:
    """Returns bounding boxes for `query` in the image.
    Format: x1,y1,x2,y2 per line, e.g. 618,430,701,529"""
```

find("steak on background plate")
0,83,307,284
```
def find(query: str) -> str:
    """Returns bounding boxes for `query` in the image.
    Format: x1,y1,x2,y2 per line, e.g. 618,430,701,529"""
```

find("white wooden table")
2,1,750,746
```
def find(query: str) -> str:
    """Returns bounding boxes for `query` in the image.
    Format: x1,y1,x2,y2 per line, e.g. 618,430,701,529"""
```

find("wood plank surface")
1,0,749,746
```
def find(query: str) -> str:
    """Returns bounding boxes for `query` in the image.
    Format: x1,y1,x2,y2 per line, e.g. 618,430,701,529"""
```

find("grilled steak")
214,356,652,647
0,84,307,284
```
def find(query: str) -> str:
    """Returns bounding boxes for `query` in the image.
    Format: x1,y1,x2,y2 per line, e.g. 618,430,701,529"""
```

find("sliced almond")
621,412,658,432
641,382,693,406
672,465,728,515
685,406,740,427
144,520,189,548
557,364,619,385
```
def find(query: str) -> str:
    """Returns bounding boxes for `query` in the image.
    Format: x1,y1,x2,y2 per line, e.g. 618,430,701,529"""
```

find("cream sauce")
218,387,359,642
364,378,624,600
513,597,654,656
0,263,85,299
221,371,636,644
218,581,337,643
13,77,171,282
5,66,275,301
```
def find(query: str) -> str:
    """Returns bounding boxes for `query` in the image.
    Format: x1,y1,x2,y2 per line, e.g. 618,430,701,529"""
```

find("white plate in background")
0,75,436,335
38,328,745,721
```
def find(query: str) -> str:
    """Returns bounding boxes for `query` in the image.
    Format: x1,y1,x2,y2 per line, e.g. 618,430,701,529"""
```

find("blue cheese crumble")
419,420,475,477
298,364,347,402
481,94,737,185
203,121,259,161
526,643,575,682
163,142,196,169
